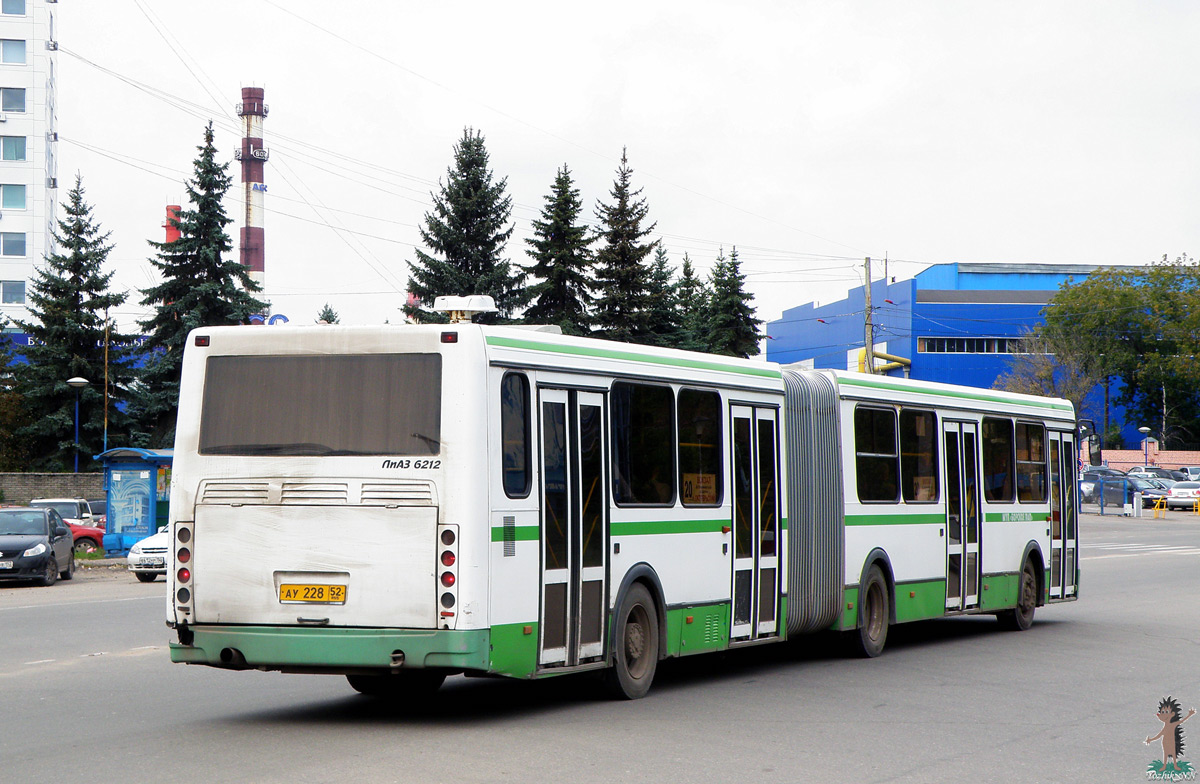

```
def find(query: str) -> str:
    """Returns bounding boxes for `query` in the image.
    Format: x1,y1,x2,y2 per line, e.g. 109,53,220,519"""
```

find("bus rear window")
199,354,442,456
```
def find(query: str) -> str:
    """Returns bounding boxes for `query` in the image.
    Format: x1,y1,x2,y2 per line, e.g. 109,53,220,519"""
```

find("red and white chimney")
236,87,267,287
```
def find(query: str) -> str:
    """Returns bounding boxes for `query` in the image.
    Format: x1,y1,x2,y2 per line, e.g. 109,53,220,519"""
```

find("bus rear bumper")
169,625,490,673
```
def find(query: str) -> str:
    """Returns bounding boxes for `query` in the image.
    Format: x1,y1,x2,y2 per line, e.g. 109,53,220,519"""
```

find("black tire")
852,565,889,658
604,583,659,699
998,559,1038,631
74,538,99,555
61,552,75,580
134,572,158,583
38,557,58,587
346,671,446,697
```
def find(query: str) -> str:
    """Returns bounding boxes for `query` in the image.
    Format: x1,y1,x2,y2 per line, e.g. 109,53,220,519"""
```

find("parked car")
86,498,107,517
1144,477,1177,491
1167,481,1200,510
127,530,169,582
0,506,75,585
1128,466,1188,481
29,498,97,525
1084,466,1126,477
1180,466,1200,482
1080,474,1166,507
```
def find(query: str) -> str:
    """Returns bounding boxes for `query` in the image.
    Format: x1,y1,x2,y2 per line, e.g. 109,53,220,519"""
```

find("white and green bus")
166,299,1081,699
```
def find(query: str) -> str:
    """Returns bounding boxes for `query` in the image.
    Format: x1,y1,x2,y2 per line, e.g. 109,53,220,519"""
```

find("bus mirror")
1078,419,1101,466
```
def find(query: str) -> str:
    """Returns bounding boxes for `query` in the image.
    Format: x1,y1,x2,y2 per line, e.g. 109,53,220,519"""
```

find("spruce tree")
316,303,340,324
707,247,762,358
644,246,681,347
405,128,526,323
592,148,658,343
522,164,594,335
10,174,136,470
135,122,266,447
674,253,711,352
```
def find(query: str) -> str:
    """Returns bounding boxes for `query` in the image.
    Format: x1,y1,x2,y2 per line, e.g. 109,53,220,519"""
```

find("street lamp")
67,377,89,473
1138,426,1151,467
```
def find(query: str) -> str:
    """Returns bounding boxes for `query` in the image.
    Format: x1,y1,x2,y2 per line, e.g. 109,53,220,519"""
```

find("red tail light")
441,550,455,567
177,567,191,583
177,548,191,563
440,572,455,587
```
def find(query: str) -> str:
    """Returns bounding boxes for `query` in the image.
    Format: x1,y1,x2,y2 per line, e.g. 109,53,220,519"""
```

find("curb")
78,558,128,570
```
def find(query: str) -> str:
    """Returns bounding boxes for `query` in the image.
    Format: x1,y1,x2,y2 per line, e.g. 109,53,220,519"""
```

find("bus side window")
855,406,899,503
612,382,675,505
678,389,722,507
501,373,531,498
1015,422,1047,503
900,409,938,503
982,417,1014,502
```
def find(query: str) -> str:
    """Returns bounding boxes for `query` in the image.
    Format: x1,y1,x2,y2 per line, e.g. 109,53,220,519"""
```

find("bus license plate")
279,584,347,604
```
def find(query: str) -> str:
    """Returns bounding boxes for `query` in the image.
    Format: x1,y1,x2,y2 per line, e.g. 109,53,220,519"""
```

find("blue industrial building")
766,262,1136,430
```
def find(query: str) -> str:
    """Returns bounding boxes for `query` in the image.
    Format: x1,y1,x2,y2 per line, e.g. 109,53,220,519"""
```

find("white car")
1166,482,1200,510
127,530,169,582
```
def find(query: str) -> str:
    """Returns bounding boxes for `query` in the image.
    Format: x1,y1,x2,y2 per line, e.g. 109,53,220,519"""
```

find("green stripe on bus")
837,376,1074,412
490,525,540,543
845,513,945,526
485,336,783,379
611,519,728,536
983,511,1051,522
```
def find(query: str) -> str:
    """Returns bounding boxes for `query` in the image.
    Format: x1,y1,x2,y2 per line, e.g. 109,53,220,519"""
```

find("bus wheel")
604,583,659,700
852,565,889,658
998,560,1037,631
346,671,446,697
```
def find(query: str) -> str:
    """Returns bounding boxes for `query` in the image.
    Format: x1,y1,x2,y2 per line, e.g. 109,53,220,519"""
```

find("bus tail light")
173,522,195,630
436,523,459,630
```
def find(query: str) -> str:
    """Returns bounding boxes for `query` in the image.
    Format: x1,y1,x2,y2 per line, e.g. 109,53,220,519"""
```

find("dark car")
0,506,76,585
1081,474,1166,508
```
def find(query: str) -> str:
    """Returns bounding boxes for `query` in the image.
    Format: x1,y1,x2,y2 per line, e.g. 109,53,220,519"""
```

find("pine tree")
522,164,594,335
674,253,711,352
592,148,658,343
707,247,762,358
316,303,340,324
405,128,526,323
644,245,681,347
134,122,266,447
9,174,136,470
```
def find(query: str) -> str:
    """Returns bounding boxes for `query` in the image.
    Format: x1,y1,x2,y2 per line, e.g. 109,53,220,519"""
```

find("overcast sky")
55,1,1200,331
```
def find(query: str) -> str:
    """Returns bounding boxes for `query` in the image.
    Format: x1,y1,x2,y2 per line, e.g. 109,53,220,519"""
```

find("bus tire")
852,565,889,658
604,583,659,700
346,671,445,697
998,559,1037,631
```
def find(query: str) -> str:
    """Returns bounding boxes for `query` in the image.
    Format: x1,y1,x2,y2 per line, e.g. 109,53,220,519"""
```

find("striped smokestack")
236,87,268,287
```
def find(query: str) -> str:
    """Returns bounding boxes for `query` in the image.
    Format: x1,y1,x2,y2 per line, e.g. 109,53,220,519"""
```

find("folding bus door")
538,389,607,668
730,405,780,641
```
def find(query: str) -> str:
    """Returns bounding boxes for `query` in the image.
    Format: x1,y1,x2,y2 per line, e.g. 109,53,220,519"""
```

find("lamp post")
67,377,89,473
1139,426,1151,467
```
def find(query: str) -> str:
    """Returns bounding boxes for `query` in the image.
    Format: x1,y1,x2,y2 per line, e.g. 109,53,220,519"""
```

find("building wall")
0,471,103,505
0,0,56,329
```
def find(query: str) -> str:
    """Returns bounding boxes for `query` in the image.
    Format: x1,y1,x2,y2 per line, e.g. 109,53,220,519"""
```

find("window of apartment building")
917,337,1020,354
1,136,25,160
1,279,24,303
1,1,27,16
1,40,26,65
0,183,23,208
0,231,25,256
0,87,24,113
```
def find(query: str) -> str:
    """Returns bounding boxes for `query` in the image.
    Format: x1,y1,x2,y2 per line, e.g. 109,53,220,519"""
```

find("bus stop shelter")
96,448,173,555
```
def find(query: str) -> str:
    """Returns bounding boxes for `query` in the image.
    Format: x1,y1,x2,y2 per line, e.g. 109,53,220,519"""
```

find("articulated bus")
166,304,1080,699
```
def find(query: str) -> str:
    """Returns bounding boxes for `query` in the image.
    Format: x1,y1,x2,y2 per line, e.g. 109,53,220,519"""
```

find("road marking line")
79,652,108,657
0,595,163,613
24,659,55,665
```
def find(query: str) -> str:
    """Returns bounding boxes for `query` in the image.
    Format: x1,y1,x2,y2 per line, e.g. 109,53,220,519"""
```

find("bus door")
730,406,780,641
943,421,981,611
1048,432,1078,599
538,389,607,668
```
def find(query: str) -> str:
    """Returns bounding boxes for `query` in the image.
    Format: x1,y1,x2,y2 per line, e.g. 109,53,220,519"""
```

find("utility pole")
864,256,874,374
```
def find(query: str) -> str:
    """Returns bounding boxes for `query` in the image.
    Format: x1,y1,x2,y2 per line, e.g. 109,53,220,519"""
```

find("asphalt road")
1,512,1198,784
